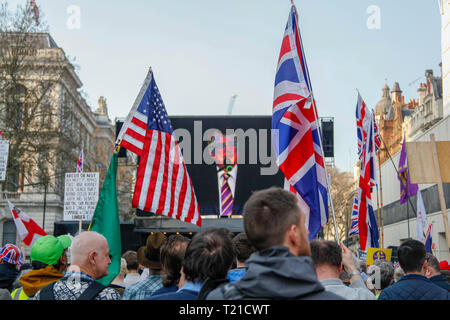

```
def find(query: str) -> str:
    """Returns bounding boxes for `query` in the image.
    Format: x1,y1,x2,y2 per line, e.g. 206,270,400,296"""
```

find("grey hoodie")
207,246,344,300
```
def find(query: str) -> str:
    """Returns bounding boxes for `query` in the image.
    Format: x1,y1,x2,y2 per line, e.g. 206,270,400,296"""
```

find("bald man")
34,232,121,300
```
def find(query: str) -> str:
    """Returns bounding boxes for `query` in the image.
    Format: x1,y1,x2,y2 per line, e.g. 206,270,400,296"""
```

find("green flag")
89,152,121,286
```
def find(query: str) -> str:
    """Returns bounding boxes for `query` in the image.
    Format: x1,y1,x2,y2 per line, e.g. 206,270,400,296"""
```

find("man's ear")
88,251,96,265
421,259,428,275
338,263,343,274
288,224,300,247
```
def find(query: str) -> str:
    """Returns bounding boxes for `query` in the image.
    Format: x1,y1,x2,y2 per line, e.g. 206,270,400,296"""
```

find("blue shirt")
122,274,163,300
226,268,247,284
147,281,203,300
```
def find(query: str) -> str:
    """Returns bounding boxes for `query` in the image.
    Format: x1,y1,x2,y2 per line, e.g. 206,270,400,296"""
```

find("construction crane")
227,94,238,115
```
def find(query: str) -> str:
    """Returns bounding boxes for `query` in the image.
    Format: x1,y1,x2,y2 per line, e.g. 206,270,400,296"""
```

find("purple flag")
398,137,418,204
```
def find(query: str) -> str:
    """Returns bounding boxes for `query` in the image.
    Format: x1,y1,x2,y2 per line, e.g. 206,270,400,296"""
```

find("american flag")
117,69,201,226
76,149,83,173
273,4,328,240
349,196,359,236
357,114,379,251
355,92,381,161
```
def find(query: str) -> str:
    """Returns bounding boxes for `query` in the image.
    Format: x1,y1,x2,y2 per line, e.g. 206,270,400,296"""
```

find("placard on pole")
407,136,450,252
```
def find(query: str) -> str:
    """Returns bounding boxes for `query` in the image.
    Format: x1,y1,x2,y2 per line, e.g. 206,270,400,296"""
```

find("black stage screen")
137,115,284,217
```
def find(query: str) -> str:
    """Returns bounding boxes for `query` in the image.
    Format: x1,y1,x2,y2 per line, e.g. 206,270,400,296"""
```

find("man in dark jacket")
378,240,450,300
0,244,23,292
425,253,450,292
207,187,343,300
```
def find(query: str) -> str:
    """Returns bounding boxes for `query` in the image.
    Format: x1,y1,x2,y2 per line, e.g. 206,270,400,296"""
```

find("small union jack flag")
76,149,83,173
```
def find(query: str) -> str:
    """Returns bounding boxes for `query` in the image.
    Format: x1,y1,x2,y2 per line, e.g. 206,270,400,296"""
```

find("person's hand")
340,242,357,274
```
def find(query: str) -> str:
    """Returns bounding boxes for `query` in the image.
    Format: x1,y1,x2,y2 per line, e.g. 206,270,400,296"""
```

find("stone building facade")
0,33,116,248
375,69,443,165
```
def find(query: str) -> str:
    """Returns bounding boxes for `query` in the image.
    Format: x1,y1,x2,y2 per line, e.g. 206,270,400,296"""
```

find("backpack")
39,280,106,300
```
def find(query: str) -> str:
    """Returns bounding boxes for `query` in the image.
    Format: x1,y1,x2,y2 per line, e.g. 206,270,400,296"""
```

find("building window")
2,220,16,246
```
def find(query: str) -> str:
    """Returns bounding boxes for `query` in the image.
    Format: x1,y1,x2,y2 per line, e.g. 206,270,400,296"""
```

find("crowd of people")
0,187,449,301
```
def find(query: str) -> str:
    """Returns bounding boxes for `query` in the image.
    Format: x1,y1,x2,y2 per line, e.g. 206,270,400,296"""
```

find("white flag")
8,200,47,246
416,191,427,242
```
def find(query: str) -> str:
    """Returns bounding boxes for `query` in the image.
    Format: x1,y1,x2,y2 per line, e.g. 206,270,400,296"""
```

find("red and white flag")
116,69,201,226
8,200,47,246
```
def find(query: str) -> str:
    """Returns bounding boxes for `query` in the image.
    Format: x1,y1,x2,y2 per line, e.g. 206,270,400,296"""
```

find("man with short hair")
310,240,376,300
151,227,235,300
122,250,140,286
148,234,190,297
122,232,166,300
207,187,343,300
425,253,450,292
378,239,450,300
33,231,121,300
226,232,257,284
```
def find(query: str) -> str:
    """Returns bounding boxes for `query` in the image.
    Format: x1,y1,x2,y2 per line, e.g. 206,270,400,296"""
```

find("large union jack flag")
273,4,328,240
117,69,201,226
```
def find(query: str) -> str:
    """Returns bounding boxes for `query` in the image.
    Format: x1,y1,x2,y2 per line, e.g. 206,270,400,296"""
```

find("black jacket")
206,246,344,300
0,263,19,292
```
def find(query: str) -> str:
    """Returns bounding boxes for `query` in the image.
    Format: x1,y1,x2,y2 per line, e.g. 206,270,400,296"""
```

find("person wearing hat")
122,232,167,300
33,231,121,300
10,235,71,300
0,244,23,292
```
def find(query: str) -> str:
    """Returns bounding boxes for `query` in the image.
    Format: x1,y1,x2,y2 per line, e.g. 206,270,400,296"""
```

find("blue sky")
8,0,442,171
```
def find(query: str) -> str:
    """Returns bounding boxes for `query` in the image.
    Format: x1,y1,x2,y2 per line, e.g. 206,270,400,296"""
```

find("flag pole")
377,148,384,248
377,133,417,217
292,4,339,243
116,68,154,145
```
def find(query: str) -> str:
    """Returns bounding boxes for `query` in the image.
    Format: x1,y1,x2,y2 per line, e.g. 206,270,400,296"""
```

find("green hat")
30,235,64,266
57,235,72,250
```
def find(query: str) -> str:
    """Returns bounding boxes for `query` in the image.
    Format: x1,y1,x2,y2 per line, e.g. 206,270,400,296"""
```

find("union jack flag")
76,149,83,173
357,113,379,251
273,4,328,240
356,92,381,161
349,195,359,236
117,69,201,226
30,0,39,26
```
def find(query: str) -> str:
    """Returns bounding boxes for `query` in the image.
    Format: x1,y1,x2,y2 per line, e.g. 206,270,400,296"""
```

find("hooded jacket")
18,266,64,298
0,263,19,292
207,246,344,300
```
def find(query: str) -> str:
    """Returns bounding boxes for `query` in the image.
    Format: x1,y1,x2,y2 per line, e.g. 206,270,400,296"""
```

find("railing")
0,191,62,203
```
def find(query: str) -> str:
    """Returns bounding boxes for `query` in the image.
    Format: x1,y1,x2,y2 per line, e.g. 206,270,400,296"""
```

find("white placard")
0,140,9,181
64,172,99,221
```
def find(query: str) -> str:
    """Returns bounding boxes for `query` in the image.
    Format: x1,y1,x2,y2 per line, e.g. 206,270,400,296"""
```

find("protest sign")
0,140,9,181
366,247,392,265
64,172,99,221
